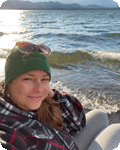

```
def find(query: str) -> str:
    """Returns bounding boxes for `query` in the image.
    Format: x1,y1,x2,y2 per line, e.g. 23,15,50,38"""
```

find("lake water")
0,9,120,114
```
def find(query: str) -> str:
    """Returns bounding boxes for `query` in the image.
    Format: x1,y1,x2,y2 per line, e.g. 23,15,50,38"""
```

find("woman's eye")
24,78,32,81
42,78,49,82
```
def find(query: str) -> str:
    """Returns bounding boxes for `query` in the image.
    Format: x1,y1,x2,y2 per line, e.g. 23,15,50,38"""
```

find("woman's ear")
4,82,11,96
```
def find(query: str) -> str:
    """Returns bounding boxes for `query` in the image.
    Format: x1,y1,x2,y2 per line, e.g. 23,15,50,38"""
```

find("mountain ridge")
0,0,119,10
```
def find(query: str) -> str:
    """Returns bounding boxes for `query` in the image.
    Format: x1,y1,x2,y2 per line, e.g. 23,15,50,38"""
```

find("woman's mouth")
28,96,42,101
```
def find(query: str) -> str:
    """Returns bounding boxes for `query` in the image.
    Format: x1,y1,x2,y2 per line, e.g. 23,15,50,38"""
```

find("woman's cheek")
43,85,49,94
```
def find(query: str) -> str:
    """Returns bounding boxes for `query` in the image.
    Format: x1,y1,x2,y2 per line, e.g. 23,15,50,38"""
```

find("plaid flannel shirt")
0,89,86,150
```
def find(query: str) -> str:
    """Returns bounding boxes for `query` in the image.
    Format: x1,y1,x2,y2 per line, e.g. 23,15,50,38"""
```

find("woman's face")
8,70,50,110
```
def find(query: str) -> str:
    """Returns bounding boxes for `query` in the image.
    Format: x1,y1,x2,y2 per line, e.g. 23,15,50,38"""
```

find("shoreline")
85,109,120,125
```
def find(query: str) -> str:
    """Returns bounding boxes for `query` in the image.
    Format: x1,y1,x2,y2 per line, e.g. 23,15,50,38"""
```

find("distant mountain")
1,1,35,9
85,5,104,8
34,1,83,10
1,1,83,9
0,0,119,10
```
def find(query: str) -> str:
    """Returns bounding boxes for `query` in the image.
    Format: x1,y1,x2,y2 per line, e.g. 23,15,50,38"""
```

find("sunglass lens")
16,42,35,53
38,44,51,56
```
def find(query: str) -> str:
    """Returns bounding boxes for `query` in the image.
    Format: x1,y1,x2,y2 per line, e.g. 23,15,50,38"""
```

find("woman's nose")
33,81,43,92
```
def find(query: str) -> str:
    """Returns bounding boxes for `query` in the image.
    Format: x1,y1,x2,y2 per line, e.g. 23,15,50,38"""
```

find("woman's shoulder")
52,89,82,104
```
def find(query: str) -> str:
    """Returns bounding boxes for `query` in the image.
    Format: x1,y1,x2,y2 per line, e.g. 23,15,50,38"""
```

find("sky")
28,0,118,7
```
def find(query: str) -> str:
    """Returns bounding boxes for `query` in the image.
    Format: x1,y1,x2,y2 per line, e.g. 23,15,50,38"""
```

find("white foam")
50,81,119,114
0,59,5,77
0,48,8,59
88,51,120,61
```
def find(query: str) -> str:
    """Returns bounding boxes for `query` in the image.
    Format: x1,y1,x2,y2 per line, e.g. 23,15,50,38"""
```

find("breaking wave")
48,50,120,73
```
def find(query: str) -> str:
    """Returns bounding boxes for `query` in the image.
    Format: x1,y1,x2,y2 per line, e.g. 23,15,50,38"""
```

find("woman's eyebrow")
42,75,50,78
26,74,35,76
26,74,49,77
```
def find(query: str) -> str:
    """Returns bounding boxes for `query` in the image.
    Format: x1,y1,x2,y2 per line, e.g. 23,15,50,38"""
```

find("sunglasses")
15,41,51,56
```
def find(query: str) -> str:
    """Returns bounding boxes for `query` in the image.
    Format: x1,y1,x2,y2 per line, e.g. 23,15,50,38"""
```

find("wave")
1,31,27,35
32,32,120,45
105,33,120,37
0,49,9,59
32,33,53,38
83,26,93,29
32,31,120,43
0,48,120,73
48,50,120,72
88,30,107,33
32,33,92,42
42,21,56,24
89,51,120,61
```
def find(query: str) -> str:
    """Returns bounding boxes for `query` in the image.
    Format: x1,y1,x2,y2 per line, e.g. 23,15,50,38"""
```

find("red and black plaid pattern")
53,90,86,135
0,90,86,150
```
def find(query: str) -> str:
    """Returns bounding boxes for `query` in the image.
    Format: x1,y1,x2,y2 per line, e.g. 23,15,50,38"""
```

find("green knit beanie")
4,46,51,89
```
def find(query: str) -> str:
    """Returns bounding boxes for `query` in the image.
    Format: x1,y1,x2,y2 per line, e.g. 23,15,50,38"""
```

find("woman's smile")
28,95,43,101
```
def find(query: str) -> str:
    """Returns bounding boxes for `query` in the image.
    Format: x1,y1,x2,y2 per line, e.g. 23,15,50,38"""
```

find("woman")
0,41,120,150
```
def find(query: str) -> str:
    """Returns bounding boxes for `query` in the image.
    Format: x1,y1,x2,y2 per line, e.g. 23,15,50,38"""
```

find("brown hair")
37,96,63,130
3,82,63,131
